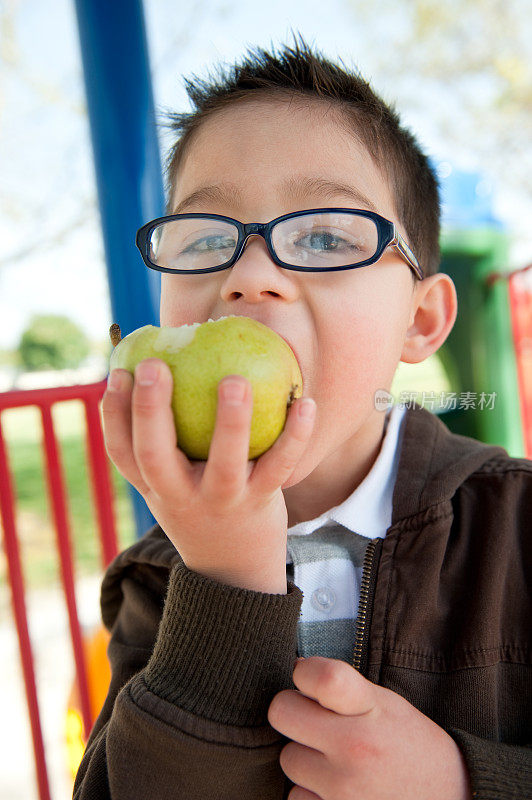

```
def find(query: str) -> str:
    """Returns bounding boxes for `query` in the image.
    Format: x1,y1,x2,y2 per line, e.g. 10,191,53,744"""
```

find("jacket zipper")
352,538,379,673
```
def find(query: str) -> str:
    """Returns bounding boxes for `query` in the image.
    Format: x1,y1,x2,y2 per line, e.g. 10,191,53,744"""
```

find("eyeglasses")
135,208,423,280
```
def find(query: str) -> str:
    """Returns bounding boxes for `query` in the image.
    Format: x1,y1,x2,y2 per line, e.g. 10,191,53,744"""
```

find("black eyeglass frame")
135,208,424,280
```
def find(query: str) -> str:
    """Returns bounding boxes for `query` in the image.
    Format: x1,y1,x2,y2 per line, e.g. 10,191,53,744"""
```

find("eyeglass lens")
149,212,380,271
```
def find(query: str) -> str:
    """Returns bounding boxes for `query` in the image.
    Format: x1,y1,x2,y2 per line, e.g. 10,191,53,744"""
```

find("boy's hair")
162,33,441,278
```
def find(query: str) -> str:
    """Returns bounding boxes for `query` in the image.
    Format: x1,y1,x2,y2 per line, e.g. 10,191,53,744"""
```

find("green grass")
0,400,137,597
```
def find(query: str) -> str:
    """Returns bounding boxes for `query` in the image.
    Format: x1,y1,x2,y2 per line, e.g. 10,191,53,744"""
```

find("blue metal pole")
74,0,164,537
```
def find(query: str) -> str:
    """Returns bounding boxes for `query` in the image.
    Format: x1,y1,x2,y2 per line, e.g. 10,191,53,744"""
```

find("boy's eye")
292,229,360,254
181,234,237,254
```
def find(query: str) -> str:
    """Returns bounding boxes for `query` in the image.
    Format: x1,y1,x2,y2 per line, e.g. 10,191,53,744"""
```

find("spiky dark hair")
161,33,441,277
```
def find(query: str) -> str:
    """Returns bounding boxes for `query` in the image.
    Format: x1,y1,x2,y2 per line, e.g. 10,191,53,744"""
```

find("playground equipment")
74,0,164,540
0,380,117,800
65,624,111,781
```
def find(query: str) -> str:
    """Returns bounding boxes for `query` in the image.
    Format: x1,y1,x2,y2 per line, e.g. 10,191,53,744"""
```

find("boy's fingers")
102,368,151,495
131,359,193,497
201,377,253,502
251,398,315,495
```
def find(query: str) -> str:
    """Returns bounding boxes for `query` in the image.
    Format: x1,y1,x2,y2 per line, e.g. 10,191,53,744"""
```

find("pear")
109,315,303,460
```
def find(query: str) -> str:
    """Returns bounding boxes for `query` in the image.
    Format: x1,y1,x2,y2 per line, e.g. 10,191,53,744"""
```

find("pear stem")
109,323,122,348
287,384,300,408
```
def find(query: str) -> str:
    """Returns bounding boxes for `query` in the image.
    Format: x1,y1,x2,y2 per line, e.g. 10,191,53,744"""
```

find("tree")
18,314,90,371
345,0,532,199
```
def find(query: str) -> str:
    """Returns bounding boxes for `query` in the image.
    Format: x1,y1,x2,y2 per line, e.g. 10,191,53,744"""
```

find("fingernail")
107,370,122,392
298,399,315,419
221,380,246,404
136,362,159,386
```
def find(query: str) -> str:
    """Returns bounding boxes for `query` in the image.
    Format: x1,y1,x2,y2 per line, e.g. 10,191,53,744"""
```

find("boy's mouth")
275,331,302,376
212,314,304,389
251,323,305,394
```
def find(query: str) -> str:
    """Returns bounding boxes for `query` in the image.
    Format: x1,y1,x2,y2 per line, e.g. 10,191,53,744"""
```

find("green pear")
109,315,303,460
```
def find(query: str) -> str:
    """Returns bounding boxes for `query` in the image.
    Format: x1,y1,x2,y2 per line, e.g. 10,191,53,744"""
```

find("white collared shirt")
285,403,407,661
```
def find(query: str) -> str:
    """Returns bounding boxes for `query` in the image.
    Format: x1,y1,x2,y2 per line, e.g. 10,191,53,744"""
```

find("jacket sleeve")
73,540,303,800
447,728,532,799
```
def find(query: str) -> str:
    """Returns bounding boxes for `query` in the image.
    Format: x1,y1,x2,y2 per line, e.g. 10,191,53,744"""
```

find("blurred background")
1,0,531,798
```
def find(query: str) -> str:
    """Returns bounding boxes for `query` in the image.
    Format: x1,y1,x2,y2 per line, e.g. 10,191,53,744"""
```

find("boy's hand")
268,657,472,800
102,358,316,593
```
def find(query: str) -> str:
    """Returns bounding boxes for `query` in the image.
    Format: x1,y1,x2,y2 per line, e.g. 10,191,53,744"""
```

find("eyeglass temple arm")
390,230,424,280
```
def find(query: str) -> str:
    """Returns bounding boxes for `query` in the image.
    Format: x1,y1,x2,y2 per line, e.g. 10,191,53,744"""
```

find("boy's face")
161,98,420,499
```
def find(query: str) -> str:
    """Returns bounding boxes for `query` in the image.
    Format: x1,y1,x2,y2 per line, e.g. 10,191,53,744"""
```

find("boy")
74,36,532,799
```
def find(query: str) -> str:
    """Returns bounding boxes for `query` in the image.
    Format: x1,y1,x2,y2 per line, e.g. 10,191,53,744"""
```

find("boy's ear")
400,273,458,364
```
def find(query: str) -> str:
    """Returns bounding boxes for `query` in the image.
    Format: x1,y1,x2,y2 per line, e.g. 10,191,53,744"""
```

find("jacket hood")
391,404,510,525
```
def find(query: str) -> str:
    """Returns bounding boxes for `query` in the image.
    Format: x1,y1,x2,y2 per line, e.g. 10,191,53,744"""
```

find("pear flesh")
109,315,303,460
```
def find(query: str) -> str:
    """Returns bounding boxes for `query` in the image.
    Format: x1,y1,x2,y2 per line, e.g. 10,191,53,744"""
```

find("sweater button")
311,587,336,612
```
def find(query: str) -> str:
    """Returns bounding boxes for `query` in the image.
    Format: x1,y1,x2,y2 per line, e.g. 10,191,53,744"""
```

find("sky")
1,0,531,351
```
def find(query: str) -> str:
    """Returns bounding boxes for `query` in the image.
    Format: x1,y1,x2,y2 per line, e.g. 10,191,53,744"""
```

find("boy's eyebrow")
171,176,380,215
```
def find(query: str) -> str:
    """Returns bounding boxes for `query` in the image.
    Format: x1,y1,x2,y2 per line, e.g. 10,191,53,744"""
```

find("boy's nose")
218,231,299,305
235,235,269,265
239,231,274,258
236,229,273,261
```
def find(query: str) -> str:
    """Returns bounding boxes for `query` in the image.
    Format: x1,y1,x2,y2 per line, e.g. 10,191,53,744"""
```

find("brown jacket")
73,405,532,799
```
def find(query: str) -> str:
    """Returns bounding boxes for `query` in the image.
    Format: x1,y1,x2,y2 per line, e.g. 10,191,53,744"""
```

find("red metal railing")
488,262,532,458
508,265,532,459
0,379,117,800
